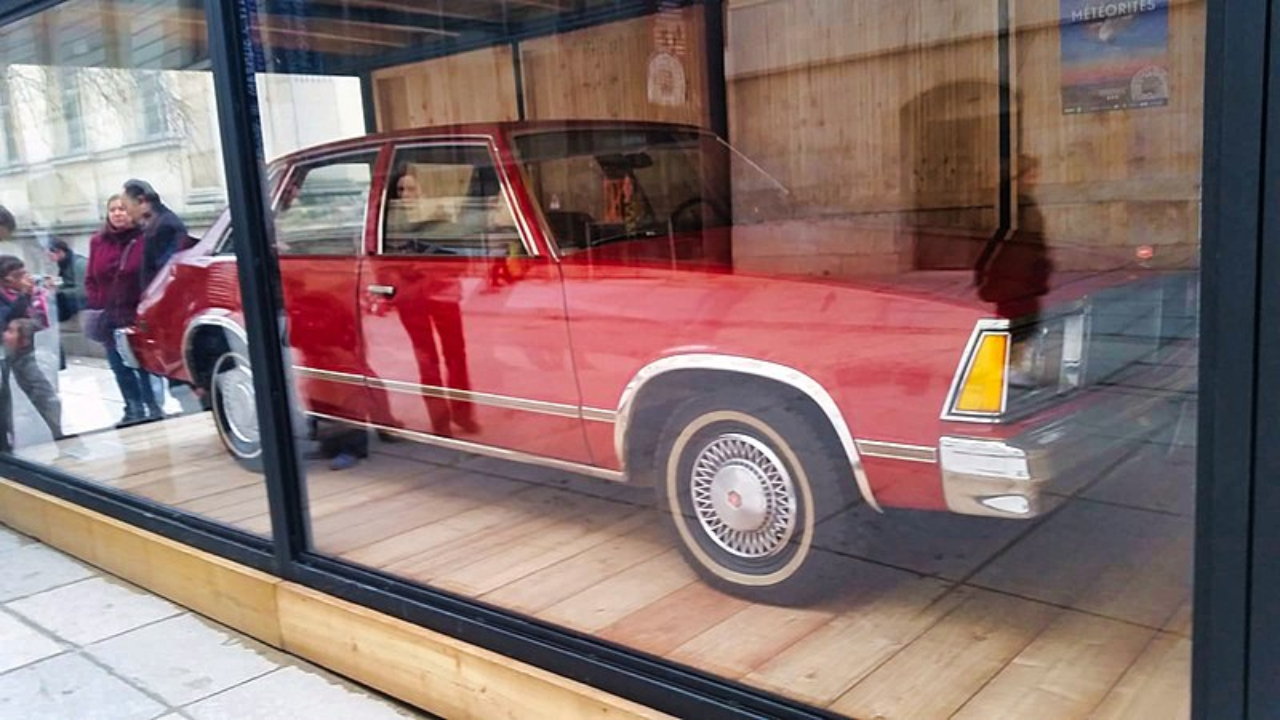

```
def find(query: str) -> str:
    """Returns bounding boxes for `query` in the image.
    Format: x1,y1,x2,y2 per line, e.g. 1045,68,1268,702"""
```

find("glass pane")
244,0,1200,715
0,0,269,537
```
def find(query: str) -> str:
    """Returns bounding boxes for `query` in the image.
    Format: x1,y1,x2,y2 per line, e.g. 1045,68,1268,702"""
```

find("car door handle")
367,284,397,297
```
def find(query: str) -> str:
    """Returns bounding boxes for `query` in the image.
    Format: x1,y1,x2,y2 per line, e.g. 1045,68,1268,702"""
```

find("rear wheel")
655,390,856,604
210,348,263,472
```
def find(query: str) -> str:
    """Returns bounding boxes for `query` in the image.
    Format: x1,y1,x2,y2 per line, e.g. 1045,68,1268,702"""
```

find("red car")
119,121,1193,602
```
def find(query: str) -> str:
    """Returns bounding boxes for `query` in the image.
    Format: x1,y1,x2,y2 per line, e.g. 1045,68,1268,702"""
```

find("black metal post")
359,70,378,134
996,0,1012,232
703,0,728,140
1194,0,1269,717
511,40,527,121
205,0,310,575
1246,1,1280,717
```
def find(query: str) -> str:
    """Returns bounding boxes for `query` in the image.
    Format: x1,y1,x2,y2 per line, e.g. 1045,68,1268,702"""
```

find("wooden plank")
433,508,653,597
53,429,226,482
949,611,1156,720
480,521,669,615
110,453,248,493
196,470,364,527
385,487,635,583
666,600,835,681
1090,633,1191,720
277,584,670,720
319,471,533,561
175,482,267,519
237,470,431,537
831,589,1060,718
540,548,697,634
743,572,960,705
598,580,754,658
371,44,518,131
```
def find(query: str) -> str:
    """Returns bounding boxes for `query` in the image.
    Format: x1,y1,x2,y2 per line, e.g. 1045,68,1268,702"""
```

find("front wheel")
210,349,263,472
655,391,856,605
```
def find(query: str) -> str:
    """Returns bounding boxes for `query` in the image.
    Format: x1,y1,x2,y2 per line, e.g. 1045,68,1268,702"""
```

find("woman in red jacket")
86,194,161,427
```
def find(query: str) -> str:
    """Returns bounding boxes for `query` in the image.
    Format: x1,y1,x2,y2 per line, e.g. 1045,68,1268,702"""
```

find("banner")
1059,0,1170,114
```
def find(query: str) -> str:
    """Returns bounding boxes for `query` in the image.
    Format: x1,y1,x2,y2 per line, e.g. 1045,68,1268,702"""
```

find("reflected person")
0,256,62,441
974,154,1053,323
87,194,161,426
386,164,478,436
0,206,14,243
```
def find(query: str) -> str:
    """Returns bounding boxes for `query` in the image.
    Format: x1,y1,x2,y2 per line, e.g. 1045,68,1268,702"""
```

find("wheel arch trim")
614,354,882,513
182,310,248,386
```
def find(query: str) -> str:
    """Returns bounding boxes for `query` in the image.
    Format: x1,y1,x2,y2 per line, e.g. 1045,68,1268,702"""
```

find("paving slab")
8,576,184,646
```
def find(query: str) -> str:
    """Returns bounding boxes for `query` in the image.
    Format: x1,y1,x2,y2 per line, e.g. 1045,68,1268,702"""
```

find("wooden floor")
17,411,1194,718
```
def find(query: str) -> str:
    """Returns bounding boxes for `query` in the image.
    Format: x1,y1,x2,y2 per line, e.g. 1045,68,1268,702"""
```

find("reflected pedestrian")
0,255,62,441
87,194,161,427
0,206,14,243
47,238,87,371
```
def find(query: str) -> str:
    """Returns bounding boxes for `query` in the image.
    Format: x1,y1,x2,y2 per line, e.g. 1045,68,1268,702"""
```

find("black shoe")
115,414,145,429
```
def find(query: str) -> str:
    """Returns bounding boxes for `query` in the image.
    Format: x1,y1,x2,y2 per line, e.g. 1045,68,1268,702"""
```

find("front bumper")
939,384,1189,518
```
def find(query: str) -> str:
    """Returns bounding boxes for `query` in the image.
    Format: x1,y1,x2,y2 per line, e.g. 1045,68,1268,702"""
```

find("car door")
274,149,379,422
358,140,590,464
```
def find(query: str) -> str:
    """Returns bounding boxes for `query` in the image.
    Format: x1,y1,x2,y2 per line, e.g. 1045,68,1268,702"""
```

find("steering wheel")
669,196,730,232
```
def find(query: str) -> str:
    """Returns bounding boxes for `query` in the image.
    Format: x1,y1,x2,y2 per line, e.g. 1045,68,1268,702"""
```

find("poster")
648,1,688,107
1059,0,1170,114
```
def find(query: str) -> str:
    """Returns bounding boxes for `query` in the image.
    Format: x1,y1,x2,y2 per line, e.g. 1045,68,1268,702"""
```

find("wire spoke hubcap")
690,432,797,559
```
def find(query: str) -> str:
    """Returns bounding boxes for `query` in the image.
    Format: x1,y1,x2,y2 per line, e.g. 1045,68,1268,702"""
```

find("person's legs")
105,344,143,421
9,350,62,439
138,370,162,419
429,300,476,433
329,426,368,470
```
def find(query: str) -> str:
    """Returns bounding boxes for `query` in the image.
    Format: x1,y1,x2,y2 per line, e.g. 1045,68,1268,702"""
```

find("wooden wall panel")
364,0,1205,275
727,0,999,276
727,0,1205,276
520,7,709,126
1014,0,1205,271
371,45,519,131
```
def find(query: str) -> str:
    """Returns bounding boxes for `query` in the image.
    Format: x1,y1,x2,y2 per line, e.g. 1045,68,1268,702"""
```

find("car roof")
268,119,710,169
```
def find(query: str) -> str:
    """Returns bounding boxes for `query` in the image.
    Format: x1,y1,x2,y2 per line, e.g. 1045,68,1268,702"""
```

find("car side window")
275,152,378,256
382,145,526,258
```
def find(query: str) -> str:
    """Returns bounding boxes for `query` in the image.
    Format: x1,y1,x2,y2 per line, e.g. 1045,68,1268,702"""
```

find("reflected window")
275,153,376,256
0,75,17,166
138,72,171,140
57,69,85,155
381,145,524,258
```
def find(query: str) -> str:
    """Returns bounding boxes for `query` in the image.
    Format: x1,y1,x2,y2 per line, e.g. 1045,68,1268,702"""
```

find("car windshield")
512,127,791,252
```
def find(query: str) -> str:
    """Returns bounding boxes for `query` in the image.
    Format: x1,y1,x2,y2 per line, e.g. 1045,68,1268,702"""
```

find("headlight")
943,310,1088,422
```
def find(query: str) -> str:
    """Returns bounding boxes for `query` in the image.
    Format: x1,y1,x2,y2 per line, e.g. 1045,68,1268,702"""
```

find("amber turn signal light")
954,332,1009,415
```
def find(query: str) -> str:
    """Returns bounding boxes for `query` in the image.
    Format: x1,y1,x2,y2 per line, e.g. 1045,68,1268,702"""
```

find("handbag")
81,308,108,343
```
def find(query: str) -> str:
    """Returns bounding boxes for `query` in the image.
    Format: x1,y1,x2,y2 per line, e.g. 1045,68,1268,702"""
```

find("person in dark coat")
47,238,88,322
120,179,190,288
87,194,161,426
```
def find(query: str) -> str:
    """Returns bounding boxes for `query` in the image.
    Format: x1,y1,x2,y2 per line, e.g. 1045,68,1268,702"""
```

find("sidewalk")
0,522,429,720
